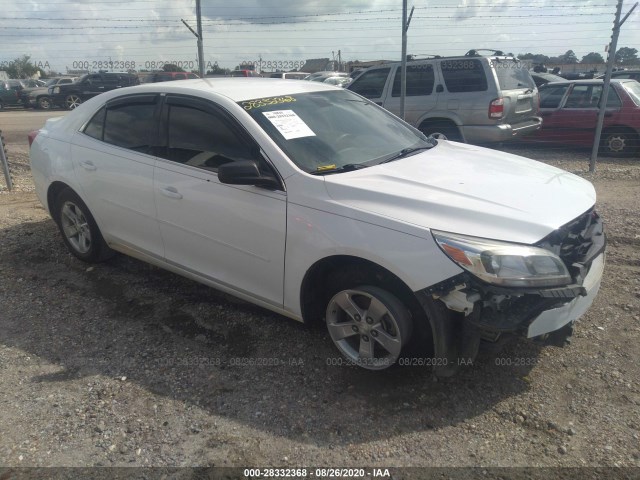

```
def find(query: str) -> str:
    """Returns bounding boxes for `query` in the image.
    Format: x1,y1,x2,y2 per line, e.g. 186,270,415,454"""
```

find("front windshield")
45,78,58,87
241,90,431,173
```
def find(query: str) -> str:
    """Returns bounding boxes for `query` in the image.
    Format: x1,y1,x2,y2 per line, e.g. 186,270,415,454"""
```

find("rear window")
440,59,487,93
391,64,434,97
493,60,535,90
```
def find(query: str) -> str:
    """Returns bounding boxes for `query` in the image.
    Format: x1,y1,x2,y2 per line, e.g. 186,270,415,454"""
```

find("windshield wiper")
309,163,370,175
379,145,433,164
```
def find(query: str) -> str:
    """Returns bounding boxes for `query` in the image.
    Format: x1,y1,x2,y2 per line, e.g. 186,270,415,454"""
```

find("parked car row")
0,78,46,109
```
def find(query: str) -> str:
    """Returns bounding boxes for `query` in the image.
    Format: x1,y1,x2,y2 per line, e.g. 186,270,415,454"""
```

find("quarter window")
162,103,256,171
348,68,390,99
440,59,488,93
391,64,434,97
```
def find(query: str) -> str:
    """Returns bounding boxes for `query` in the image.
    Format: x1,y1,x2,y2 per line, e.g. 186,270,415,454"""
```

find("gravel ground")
1,112,639,469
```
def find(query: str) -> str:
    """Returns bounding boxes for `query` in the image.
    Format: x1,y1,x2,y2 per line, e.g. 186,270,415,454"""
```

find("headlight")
432,231,571,288
53,87,60,94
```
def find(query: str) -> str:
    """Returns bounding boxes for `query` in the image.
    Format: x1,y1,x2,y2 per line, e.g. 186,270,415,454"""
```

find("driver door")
153,95,287,307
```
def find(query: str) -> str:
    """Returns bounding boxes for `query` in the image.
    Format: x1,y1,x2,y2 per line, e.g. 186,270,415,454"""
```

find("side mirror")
217,160,280,189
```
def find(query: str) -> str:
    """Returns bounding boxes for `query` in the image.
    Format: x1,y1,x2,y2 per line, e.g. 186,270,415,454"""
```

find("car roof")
124,77,337,102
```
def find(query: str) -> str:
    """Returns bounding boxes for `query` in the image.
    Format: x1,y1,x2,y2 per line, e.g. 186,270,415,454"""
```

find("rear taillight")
28,130,39,147
489,97,504,119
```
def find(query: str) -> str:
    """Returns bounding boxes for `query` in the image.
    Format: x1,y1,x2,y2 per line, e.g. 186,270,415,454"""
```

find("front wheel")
600,128,638,157
326,285,412,370
37,96,52,110
65,94,82,110
54,188,114,262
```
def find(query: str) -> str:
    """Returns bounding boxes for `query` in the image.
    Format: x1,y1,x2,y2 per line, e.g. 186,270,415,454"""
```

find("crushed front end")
417,208,605,376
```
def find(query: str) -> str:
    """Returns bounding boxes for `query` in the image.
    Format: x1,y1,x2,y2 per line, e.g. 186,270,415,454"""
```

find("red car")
530,79,640,156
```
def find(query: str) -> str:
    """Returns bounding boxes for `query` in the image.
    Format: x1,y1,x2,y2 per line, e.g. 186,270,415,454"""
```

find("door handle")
79,160,96,171
160,186,183,199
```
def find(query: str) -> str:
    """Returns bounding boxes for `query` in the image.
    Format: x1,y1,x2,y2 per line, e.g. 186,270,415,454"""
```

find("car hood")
323,141,596,244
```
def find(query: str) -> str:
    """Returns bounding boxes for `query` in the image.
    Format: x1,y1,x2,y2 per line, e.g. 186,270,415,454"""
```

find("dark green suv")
0,80,22,109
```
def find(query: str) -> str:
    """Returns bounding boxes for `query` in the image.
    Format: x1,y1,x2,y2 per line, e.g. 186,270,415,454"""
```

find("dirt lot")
1,110,639,469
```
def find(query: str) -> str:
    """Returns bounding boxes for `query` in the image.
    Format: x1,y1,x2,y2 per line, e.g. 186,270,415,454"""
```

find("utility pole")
338,50,342,72
589,0,637,171
196,0,205,77
181,0,205,77
400,2,414,120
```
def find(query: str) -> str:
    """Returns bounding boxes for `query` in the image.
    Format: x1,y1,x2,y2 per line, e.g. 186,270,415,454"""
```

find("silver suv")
347,51,542,144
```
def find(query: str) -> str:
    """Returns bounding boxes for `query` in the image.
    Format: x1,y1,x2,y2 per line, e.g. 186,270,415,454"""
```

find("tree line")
518,47,638,65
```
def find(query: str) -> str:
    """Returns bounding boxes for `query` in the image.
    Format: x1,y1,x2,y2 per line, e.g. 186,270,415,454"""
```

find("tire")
37,96,52,110
420,122,463,142
600,128,638,157
326,284,413,370
53,188,114,263
65,94,82,110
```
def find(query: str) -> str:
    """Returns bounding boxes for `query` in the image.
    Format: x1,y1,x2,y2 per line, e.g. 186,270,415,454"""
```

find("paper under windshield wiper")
379,145,433,164
310,163,370,175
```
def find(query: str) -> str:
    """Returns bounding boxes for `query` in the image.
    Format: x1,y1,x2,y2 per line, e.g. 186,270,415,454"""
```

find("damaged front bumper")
416,208,605,375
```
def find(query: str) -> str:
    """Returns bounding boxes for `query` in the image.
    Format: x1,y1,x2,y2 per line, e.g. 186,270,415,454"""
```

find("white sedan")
29,78,606,374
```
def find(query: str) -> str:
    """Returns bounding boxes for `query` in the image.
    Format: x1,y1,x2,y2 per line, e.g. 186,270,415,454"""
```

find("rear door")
381,63,438,125
491,58,538,125
71,94,164,256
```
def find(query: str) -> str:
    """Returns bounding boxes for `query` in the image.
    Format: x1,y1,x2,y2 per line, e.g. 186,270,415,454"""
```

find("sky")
1,0,639,74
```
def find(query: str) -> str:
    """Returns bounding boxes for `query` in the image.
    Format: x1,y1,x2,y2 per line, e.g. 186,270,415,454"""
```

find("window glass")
85,74,102,86
347,68,390,98
623,81,640,106
563,84,621,109
243,90,430,173
103,103,156,152
540,84,569,108
175,74,186,80
440,59,488,92
493,60,535,90
156,74,172,82
163,104,256,171
83,107,106,140
391,64,434,97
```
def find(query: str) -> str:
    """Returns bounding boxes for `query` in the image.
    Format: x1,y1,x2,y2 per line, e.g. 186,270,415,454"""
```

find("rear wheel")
65,94,82,110
600,128,638,157
420,122,462,142
54,188,114,263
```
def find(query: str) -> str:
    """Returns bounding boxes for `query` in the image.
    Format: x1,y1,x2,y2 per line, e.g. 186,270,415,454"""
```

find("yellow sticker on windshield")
316,165,337,171
241,95,296,111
